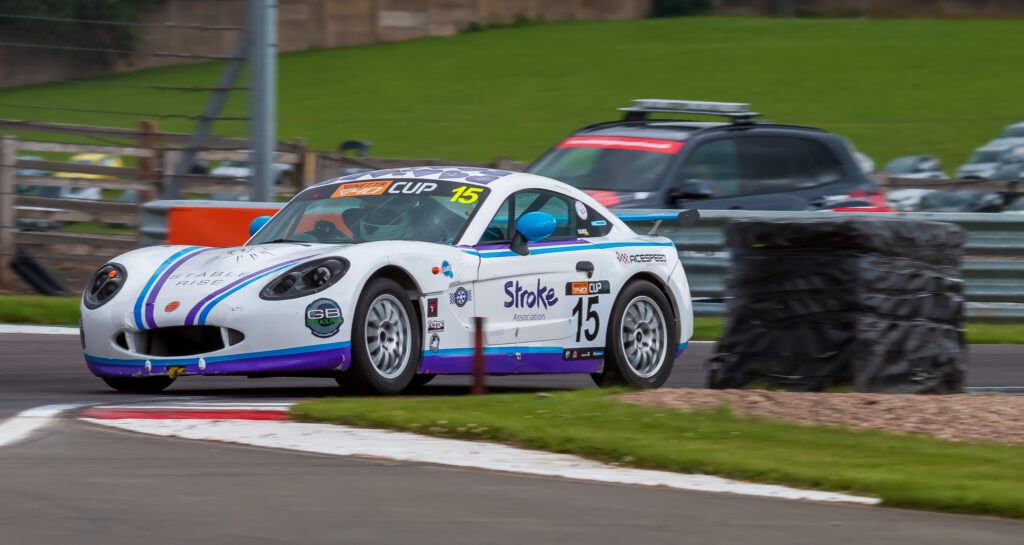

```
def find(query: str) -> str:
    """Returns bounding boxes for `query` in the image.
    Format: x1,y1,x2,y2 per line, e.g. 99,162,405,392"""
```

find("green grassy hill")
2,17,1022,169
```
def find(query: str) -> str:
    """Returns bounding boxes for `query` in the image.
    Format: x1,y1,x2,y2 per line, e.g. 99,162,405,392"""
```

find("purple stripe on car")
143,247,216,329
85,346,352,378
418,351,602,374
184,254,318,325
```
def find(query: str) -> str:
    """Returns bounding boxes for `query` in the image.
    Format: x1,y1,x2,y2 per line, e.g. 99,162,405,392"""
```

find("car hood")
957,163,997,177
119,243,338,329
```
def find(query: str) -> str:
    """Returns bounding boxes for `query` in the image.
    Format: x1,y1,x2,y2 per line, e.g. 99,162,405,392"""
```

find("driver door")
472,190,592,347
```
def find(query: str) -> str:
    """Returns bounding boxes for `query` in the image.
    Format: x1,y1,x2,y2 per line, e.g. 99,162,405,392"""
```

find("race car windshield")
247,179,489,246
967,150,1000,164
528,138,679,192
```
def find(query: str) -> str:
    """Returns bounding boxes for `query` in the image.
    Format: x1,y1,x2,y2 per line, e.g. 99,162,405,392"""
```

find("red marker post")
472,316,486,395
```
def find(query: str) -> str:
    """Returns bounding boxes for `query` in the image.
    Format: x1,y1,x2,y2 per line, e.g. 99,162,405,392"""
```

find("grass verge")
0,296,1019,344
1,18,1023,169
292,389,1024,518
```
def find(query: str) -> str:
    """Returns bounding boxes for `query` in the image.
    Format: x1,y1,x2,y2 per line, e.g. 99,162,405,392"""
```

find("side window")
480,197,512,243
513,190,575,240
735,136,842,195
675,139,740,197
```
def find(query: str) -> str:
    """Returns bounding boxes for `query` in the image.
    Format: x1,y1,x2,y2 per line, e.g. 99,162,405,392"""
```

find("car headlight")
83,263,127,309
259,257,349,300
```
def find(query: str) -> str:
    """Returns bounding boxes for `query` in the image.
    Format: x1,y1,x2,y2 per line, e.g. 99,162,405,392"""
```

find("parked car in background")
956,139,1024,179
995,121,1024,141
527,99,886,211
53,153,124,179
210,160,295,185
1006,195,1024,213
885,155,947,179
885,188,939,211
917,190,1004,213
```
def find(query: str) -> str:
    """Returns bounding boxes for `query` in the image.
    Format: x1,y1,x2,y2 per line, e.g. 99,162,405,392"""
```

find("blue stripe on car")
133,246,202,330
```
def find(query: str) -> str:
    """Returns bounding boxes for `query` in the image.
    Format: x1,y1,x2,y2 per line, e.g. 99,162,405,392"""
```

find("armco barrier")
141,202,1024,321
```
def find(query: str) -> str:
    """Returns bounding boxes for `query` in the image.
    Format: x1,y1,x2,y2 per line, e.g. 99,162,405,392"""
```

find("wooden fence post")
137,120,158,203
0,135,16,290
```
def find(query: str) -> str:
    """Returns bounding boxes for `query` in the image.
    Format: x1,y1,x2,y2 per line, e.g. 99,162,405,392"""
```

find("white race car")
81,168,696,394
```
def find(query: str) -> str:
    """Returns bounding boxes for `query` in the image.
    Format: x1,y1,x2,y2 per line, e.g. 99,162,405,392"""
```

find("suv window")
480,190,576,243
676,136,842,197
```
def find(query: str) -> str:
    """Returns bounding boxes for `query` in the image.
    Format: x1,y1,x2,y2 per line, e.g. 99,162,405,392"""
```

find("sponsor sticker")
566,280,611,296
304,298,344,338
450,287,472,307
441,260,453,278
563,348,605,361
427,297,438,317
556,136,684,154
388,180,438,195
591,220,607,227
429,333,441,353
577,228,590,237
164,301,180,312
216,247,275,262
616,252,668,265
330,180,392,198
427,319,444,332
575,201,588,220
504,279,559,309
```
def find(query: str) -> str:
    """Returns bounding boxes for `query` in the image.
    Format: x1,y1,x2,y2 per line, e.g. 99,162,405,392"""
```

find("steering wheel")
298,220,349,242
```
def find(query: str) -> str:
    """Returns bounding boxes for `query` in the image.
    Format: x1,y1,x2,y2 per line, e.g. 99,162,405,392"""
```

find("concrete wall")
0,0,650,87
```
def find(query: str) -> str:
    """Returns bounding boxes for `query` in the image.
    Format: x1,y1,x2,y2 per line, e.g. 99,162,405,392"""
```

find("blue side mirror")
249,215,271,236
515,211,556,242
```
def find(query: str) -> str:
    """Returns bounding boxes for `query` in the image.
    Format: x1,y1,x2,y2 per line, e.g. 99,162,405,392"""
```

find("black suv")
527,99,885,211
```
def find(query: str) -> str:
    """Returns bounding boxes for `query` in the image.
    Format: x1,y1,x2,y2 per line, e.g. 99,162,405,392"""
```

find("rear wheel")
101,376,173,393
336,278,420,394
592,280,677,389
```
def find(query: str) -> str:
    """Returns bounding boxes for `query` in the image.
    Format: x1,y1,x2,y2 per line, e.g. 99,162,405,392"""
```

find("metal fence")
622,209,1024,322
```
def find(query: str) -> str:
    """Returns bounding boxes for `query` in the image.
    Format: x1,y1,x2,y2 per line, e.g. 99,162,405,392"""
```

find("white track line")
0,404,85,448
0,324,79,335
84,417,877,505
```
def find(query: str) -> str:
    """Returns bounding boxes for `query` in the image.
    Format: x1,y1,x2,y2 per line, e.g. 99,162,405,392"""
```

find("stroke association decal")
616,252,668,265
450,287,472,307
305,298,344,338
504,279,559,309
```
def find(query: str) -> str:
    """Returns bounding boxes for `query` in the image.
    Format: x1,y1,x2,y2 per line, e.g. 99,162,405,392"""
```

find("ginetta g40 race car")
80,168,697,394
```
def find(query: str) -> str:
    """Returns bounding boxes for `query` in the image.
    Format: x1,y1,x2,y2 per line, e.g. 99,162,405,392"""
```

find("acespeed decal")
557,136,683,154
304,298,344,338
565,281,610,296
331,180,392,198
142,247,216,329
184,254,319,326
616,251,669,265
133,246,203,330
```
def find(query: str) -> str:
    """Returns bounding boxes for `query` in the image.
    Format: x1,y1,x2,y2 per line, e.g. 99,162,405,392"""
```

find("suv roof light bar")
619,99,760,123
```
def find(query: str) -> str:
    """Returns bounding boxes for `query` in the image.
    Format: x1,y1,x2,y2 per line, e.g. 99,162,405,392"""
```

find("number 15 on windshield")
451,186,482,203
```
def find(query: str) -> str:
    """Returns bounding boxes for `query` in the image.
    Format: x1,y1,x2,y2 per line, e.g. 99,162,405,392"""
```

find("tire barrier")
707,217,967,394
10,248,70,296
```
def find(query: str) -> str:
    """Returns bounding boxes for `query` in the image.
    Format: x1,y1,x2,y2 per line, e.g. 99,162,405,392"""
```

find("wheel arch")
622,271,681,340
365,265,424,330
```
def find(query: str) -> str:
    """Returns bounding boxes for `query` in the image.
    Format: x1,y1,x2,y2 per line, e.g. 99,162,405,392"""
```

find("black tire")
102,376,173,393
409,373,436,388
592,280,677,389
335,278,421,395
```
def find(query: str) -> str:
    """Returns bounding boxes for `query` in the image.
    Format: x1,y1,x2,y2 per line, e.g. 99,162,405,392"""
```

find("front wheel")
336,278,420,394
592,280,677,389
101,376,174,393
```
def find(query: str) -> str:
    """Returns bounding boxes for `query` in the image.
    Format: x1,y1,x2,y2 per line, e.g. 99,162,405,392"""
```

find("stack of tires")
707,216,967,393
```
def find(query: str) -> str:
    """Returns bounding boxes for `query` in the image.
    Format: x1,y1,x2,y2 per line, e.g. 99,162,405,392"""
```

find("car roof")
569,118,826,142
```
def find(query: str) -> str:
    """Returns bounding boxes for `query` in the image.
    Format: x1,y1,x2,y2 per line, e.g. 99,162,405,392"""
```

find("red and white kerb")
556,136,683,154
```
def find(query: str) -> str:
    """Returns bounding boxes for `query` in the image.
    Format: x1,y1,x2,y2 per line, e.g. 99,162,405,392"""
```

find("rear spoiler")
615,209,699,235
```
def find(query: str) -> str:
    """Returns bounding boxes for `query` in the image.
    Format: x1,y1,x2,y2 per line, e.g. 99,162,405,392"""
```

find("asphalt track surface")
3,332,1024,543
